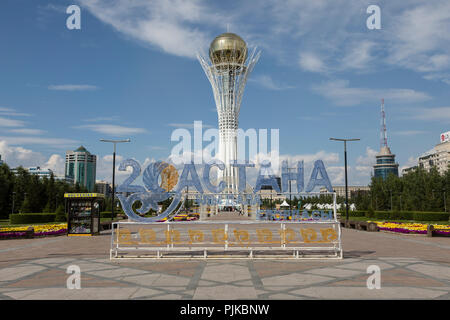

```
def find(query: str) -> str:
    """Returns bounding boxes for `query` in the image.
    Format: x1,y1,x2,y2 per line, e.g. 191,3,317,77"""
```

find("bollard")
367,222,379,232
427,224,434,237
26,227,34,239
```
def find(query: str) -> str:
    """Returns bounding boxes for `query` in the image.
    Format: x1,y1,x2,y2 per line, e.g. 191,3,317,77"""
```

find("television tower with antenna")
373,99,399,179
380,98,388,148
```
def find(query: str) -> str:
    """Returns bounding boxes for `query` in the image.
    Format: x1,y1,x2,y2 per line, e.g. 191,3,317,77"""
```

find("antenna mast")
380,98,388,148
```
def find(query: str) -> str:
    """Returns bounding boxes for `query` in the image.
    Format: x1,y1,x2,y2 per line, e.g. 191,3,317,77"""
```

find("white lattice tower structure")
198,33,260,194
380,98,388,148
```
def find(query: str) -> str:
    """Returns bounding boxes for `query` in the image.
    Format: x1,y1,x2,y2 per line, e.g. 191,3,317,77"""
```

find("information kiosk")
64,193,104,236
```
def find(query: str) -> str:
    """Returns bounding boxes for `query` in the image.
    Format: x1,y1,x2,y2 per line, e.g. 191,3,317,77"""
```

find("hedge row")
339,210,450,221
100,211,125,218
10,213,56,224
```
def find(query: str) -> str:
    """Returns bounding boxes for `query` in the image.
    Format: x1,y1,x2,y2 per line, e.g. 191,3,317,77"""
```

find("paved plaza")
0,227,449,300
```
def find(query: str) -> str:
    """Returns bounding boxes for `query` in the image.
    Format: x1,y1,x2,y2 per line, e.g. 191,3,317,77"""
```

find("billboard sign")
441,131,450,143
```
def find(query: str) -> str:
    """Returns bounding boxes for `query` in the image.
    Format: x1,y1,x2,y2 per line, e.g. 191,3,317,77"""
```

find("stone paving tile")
120,273,167,286
291,286,448,299
304,267,365,278
86,267,150,279
116,261,201,277
330,271,448,288
252,261,340,278
380,268,448,287
5,268,67,288
406,264,450,281
128,287,162,299
201,264,251,283
266,293,300,299
0,265,46,281
336,261,394,271
3,287,140,300
58,261,119,273
193,285,257,299
151,274,191,286
80,277,131,288
32,257,80,266
261,273,333,286
0,228,449,300
152,294,183,299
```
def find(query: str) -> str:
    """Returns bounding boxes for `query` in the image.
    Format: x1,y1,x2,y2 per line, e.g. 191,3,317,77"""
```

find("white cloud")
0,136,78,147
78,0,225,59
387,1,450,78
43,154,65,175
298,52,327,73
391,130,427,136
74,0,450,83
312,79,431,106
0,117,25,127
48,84,98,91
83,116,120,122
356,147,378,166
75,124,147,135
409,107,450,122
341,41,376,71
0,140,64,172
0,107,31,117
8,128,46,135
250,74,294,90
167,123,213,129
400,156,419,175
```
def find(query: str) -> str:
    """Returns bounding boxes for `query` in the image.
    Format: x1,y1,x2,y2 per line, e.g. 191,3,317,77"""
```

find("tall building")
95,180,112,197
416,132,450,175
11,166,54,178
373,99,399,179
0,155,3,166
65,146,97,191
28,167,53,178
320,186,370,199
198,33,260,193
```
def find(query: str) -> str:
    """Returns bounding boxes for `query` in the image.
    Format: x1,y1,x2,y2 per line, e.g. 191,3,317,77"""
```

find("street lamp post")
100,139,131,222
330,138,360,223
389,189,393,211
444,189,447,212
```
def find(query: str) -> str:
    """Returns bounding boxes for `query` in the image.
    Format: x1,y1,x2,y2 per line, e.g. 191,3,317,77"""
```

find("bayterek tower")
198,33,260,193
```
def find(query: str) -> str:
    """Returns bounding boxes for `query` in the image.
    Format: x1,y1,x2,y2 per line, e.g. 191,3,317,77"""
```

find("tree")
55,204,66,222
0,163,14,218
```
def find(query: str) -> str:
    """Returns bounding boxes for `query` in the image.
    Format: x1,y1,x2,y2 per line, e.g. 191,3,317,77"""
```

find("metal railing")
110,220,342,260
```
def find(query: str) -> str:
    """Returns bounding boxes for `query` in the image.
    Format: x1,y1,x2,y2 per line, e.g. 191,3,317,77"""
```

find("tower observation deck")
198,33,260,193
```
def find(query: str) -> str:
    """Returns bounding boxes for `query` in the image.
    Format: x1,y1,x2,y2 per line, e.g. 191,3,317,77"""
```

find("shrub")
55,205,66,222
10,213,56,224
375,211,390,220
365,207,375,219
411,211,450,221
391,209,401,220
349,210,366,217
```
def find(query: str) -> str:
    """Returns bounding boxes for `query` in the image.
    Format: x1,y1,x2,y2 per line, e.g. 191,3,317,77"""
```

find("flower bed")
0,223,67,239
373,221,450,235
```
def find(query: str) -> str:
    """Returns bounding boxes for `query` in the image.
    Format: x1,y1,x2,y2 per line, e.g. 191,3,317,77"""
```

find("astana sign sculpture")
111,33,342,259
116,159,334,222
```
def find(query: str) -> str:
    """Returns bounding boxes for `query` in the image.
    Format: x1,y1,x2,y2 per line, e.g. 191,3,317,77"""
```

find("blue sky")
1,0,450,186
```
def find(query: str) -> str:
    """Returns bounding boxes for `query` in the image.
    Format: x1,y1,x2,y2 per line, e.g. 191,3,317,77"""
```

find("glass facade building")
65,146,97,191
373,146,399,180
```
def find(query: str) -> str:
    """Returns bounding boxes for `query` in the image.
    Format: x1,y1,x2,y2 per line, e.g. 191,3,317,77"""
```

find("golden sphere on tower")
209,33,247,66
